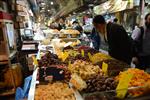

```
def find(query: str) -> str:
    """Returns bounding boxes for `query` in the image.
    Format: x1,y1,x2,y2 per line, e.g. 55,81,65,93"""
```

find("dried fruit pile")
115,68,150,96
95,59,130,76
35,82,75,100
84,75,117,93
36,45,150,99
38,51,63,67
77,46,99,55
68,60,102,80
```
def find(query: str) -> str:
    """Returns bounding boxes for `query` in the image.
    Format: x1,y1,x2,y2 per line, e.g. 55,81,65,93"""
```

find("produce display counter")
28,30,150,100
28,44,150,100
28,68,84,100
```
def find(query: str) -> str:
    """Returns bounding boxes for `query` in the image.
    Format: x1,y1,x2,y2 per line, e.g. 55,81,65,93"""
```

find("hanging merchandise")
33,25,45,41
6,23,15,48
94,0,133,15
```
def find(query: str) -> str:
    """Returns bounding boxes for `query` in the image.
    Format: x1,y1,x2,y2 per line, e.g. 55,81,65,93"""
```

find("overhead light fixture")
73,12,76,15
51,2,54,5
69,14,72,17
41,2,45,5
48,10,50,12
87,11,90,14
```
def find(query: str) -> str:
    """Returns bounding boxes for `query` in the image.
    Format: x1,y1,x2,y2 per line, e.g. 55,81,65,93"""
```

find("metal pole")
139,0,145,26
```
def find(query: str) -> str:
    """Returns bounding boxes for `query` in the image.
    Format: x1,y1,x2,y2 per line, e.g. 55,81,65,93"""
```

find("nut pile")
84,75,117,93
68,60,102,80
35,82,76,100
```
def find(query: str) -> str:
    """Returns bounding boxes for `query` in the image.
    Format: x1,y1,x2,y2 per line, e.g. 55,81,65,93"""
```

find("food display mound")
38,51,63,67
74,54,90,61
84,92,116,100
31,41,150,100
39,65,71,82
90,53,112,64
68,60,102,80
60,29,80,35
115,68,150,97
95,59,130,76
77,46,99,55
35,82,76,100
64,54,90,64
83,75,117,93
63,46,74,51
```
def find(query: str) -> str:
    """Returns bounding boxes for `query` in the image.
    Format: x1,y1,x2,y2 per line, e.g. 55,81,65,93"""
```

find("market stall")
1,0,150,99
28,37,150,100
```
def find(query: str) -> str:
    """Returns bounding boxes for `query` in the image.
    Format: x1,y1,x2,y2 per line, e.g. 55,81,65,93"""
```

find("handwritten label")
102,62,108,76
32,56,38,66
81,49,84,57
68,61,71,67
88,52,92,61
62,52,69,62
116,72,133,99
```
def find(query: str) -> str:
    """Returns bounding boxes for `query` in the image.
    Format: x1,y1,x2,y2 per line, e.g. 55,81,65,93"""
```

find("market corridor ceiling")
29,0,108,18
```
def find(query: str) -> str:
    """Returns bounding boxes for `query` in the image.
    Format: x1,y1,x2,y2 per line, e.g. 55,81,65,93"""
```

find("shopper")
132,13,150,70
93,15,132,64
72,21,83,33
91,28,101,50
58,17,66,30
113,18,118,23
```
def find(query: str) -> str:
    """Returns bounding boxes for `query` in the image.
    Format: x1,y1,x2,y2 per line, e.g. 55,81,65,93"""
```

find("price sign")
116,72,133,99
88,52,92,61
62,52,69,62
32,56,38,66
81,49,84,57
68,61,71,68
102,62,108,76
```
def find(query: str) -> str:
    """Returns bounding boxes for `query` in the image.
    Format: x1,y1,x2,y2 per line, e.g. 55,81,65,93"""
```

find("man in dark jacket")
93,15,132,64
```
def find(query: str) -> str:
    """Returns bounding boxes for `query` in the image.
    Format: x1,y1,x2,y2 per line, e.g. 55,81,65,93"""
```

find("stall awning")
94,0,133,15
55,0,83,18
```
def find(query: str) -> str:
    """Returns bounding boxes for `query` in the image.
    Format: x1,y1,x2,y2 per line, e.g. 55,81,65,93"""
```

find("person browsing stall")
132,13,150,70
93,15,132,64
72,21,83,33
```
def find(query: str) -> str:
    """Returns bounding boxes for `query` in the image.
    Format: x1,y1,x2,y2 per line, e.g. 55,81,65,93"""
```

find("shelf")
59,38,78,39
0,61,8,65
0,55,8,61
23,41,39,44
0,89,15,96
